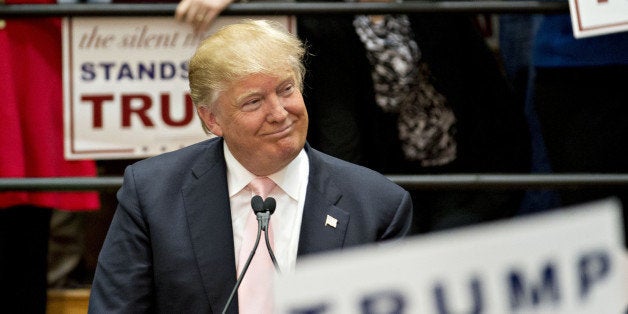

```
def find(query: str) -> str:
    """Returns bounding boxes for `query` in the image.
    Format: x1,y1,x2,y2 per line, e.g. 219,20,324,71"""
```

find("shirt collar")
223,141,307,200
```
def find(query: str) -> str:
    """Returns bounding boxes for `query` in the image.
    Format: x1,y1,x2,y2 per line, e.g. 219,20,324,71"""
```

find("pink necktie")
238,177,277,314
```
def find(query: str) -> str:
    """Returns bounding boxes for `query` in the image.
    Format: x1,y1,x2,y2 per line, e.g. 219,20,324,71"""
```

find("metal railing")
2,174,628,192
0,1,569,18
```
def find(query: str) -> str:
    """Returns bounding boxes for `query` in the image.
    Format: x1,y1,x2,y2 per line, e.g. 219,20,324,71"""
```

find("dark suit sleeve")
88,165,154,313
380,190,413,241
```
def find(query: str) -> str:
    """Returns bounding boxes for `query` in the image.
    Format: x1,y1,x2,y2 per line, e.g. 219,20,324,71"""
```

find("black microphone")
263,197,276,214
222,195,265,314
251,194,264,213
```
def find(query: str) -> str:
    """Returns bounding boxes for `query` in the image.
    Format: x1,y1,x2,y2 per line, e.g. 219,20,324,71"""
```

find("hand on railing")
175,0,234,34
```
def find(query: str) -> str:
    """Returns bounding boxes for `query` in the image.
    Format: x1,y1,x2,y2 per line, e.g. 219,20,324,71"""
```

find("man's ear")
197,106,223,136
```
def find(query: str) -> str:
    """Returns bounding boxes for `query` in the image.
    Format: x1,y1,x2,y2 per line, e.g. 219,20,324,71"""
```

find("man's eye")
280,85,294,95
241,99,261,111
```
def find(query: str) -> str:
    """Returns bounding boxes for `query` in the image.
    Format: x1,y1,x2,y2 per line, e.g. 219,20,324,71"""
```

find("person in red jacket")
0,0,100,311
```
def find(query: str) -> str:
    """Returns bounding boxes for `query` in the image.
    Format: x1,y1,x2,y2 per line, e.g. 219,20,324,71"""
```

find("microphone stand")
262,216,280,272
221,196,281,313
221,196,264,314
261,197,280,272
222,222,261,314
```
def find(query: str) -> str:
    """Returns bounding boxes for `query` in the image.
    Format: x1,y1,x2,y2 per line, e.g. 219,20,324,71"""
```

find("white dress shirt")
224,142,309,273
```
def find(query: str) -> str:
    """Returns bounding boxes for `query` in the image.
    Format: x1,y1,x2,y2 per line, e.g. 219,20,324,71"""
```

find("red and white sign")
569,0,628,38
62,16,296,160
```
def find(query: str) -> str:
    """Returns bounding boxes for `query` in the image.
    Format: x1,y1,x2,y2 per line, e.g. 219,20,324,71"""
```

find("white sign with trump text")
275,199,626,314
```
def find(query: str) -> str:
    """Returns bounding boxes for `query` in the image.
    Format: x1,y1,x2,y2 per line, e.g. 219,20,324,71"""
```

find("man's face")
198,71,308,176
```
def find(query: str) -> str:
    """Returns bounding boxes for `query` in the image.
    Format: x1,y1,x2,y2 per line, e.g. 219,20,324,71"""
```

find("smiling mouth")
266,123,293,137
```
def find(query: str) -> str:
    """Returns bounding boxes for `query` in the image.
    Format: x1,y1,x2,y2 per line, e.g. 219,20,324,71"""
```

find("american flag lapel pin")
325,215,338,228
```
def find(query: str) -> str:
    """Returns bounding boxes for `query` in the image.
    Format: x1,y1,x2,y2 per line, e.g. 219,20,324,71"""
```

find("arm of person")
380,190,414,240
88,166,154,313
175,0,235,34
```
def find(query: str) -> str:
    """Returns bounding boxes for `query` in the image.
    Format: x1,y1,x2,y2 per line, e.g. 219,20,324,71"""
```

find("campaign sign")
275,199,626,314
62,16,296,160
569,0,628,38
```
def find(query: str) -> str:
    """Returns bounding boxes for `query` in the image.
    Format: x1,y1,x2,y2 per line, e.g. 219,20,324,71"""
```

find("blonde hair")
189,19,306,118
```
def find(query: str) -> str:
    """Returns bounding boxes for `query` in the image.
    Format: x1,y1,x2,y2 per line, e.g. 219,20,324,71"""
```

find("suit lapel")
297,146,350,257
182,139,239,314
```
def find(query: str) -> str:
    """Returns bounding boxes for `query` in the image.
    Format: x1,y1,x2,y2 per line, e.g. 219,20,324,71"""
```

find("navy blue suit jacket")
88,138,413,313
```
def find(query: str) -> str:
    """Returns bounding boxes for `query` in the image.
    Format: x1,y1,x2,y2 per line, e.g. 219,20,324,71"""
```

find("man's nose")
266,94,288,122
